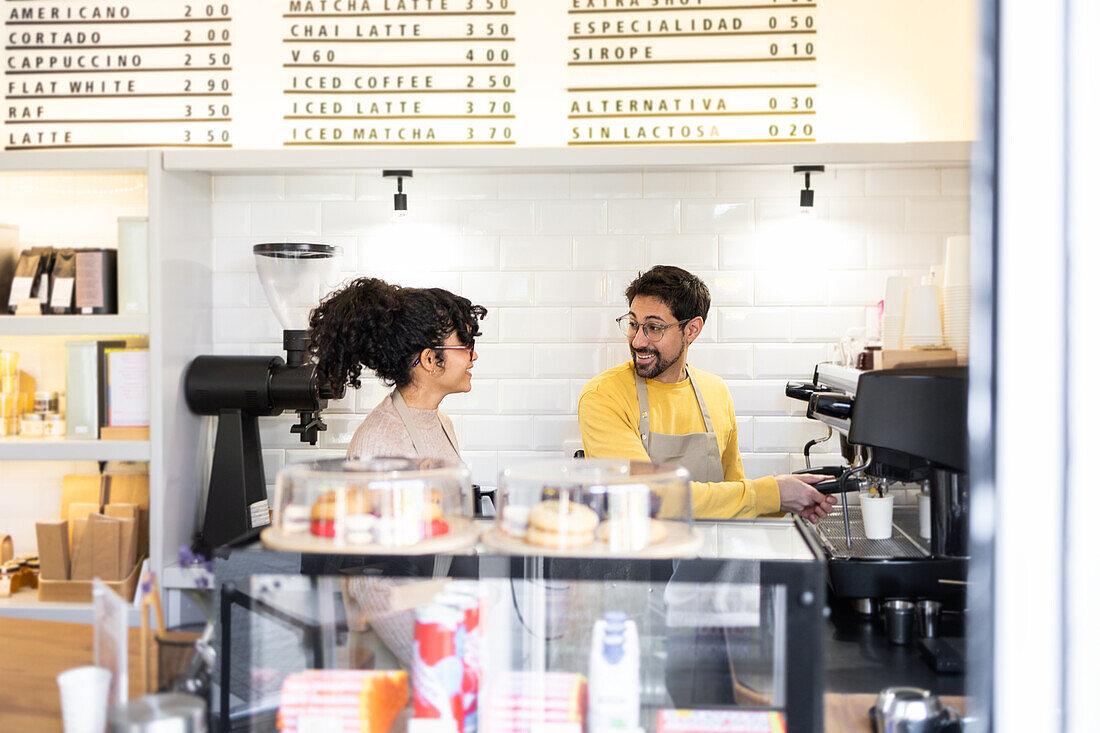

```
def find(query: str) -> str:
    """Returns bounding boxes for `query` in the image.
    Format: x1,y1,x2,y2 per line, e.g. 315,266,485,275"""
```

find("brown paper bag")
35,521,70,580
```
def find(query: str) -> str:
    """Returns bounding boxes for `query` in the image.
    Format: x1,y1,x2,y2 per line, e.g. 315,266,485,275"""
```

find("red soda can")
413,603,465,730
435,591,480,732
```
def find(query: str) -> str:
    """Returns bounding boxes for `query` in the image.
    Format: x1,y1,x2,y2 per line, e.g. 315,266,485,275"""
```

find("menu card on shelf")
104,347,150,428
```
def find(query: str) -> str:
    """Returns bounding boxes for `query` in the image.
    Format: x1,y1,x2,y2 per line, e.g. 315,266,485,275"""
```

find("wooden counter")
0,617,143,732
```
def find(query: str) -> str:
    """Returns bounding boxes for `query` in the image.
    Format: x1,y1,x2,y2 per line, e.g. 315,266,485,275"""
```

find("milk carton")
588,612,640,731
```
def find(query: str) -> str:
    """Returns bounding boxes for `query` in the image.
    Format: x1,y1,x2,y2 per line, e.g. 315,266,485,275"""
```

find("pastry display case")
261,457,477,555
215,515,826,732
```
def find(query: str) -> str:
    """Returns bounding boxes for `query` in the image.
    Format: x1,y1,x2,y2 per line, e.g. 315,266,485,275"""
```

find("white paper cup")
902,284,943,347
860,493,895,540
944,235,971,288
57,666,111,733
884,276,909,316
918,493,932,539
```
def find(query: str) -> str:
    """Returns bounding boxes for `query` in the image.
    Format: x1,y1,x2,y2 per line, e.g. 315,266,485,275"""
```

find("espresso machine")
185,243,342,552
786,364,969,610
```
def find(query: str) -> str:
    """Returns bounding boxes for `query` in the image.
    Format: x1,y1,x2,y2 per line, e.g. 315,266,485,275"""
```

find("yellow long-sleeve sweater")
577,361,781,520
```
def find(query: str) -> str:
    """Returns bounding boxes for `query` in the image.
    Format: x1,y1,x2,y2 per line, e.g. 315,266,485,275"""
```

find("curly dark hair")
308,278,487,394
625,265,711,324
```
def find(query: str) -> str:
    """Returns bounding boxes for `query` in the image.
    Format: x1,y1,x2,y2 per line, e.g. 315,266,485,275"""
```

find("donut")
526,526,595,549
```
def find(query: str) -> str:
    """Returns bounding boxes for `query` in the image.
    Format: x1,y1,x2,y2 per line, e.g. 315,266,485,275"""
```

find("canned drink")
435,591,481,732
413,603,465,729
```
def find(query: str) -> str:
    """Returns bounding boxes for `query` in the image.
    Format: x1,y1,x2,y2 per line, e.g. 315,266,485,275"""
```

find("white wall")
206,166,969,492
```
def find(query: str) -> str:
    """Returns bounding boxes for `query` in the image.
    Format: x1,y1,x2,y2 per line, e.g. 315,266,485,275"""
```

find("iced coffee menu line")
281,1,517,145
4,1,236,150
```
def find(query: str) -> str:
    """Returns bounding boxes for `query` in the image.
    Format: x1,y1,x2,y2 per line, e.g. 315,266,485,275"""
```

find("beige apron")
390,390,460,459
635,367,724,482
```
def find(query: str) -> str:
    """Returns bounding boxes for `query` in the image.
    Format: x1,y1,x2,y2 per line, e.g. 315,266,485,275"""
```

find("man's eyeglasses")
412,342,475,367
616,315,691,342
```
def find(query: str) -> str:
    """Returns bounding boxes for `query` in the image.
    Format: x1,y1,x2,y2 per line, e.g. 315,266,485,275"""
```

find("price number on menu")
465,100,512,114
769,122,814,138
184,3,230,17
465,48,510,62
465,0,508,9
768,15,815,29
466,22,510,37
769,96,815,110
466,125,512,140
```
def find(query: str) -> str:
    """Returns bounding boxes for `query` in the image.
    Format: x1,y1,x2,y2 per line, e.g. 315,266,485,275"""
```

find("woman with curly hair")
308,277,487,460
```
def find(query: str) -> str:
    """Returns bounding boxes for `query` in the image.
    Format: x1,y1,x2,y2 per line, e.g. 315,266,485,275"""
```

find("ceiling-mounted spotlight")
794,164,824,209
383,169,412,216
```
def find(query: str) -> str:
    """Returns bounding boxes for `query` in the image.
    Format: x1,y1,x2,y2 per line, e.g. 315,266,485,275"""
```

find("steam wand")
839,446,872,548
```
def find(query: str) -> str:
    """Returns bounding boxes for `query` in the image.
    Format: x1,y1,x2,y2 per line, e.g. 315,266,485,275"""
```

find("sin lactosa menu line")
566,0,817,145
282,0,517,146
4,1,235,150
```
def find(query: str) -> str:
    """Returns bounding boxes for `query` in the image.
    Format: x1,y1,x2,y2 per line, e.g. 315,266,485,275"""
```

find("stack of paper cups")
902,278,943,348
942,235,971,363
882,276,908,350
57,666,111,733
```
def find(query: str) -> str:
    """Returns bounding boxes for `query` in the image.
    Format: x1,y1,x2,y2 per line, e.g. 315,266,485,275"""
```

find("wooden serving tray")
260,515,480,556
479,520,703,559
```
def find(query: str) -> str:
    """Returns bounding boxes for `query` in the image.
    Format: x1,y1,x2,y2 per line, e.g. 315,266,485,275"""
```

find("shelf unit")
163,141,972,173
0,440,150,462
0,315,150,337
0,151,212,622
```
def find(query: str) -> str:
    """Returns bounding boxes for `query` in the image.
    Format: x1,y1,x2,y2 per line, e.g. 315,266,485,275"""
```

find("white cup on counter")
57,665,111,733
860,492,895,540
902,280,943,348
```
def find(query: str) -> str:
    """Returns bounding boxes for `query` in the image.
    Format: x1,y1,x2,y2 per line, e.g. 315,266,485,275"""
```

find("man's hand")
776,474,838,524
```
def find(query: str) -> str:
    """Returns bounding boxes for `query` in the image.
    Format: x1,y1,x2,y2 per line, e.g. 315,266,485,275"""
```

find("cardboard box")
37,555,144,604
35,520,70,580
88,514,123,581
100,426,150,440
106,473,149,557
117,517,137,578
66,502,100,547
873,348,957,370
70,519,93,580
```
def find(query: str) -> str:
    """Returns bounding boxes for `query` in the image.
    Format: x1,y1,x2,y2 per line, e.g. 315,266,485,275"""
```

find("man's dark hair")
625,265,711,323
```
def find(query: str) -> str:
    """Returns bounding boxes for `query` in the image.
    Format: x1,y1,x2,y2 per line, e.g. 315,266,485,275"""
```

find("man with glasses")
578,265,836,522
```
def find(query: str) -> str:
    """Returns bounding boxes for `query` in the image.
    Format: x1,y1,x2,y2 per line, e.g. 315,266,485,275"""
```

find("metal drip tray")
813,505,930,560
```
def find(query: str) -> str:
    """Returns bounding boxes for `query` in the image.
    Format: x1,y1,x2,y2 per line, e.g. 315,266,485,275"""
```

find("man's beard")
631,342,684,380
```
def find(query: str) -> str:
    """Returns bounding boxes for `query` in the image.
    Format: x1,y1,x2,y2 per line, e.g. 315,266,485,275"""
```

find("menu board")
2,1,974,151
5,1,234,149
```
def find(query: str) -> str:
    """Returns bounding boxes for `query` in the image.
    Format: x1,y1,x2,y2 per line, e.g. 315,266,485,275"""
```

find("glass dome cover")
486,458,699,558
253,242,342,331
264,456,477,554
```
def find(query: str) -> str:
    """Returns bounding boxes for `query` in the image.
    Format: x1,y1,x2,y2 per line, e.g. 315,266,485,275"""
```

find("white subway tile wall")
208,167,969,489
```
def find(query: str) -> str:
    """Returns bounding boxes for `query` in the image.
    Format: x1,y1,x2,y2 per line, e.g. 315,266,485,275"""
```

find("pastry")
525,499,599,548
309,489,371,538
501,504,530,537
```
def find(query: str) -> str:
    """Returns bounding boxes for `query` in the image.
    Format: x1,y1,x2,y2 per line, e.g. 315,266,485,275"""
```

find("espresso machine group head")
185,243,342,553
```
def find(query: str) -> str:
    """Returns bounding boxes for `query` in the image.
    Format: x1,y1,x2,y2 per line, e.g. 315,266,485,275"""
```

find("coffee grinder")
185,243,343,552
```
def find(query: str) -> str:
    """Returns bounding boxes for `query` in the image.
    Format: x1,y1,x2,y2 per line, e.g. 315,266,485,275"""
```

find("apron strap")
634,371,653,453
390,390,432,457
686,366,716,434
439,415,460,457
